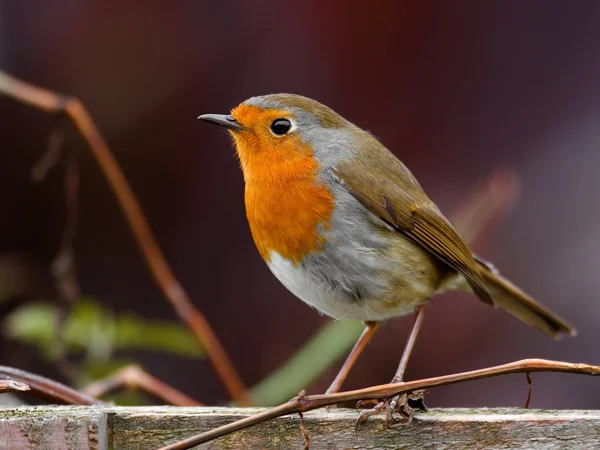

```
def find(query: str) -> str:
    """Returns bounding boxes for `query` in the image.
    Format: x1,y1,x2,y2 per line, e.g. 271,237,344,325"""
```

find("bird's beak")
198,114,244,131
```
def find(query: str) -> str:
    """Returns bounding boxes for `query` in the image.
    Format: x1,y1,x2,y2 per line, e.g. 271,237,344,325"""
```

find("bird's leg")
392,304,428,383
356,305,428,429
326,321,379,395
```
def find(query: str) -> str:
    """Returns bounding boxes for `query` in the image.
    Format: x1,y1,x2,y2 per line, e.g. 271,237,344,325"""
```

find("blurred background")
1,0,600,410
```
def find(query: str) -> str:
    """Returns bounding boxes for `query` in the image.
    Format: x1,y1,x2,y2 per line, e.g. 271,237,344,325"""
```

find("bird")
199,94,575,423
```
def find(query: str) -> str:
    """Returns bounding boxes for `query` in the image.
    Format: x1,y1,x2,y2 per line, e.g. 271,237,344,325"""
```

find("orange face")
229,104,335,264
229,104,301,181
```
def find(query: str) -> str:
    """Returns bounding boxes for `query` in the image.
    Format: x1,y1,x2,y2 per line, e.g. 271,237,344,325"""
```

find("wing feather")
333,166,492,304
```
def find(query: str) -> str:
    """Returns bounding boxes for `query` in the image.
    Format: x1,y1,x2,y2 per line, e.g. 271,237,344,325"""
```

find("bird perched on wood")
199,94,575,423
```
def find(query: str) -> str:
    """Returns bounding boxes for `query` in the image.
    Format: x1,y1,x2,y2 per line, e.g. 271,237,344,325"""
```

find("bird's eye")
270,118,292,136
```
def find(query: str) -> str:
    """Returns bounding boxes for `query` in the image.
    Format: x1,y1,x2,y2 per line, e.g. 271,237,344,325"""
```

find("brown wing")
333,166,492,305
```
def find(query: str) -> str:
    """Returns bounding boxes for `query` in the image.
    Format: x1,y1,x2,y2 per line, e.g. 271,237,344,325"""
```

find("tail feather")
474,258,575,339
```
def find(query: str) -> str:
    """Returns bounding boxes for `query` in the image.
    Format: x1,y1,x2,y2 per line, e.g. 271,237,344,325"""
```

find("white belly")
267,251,418,321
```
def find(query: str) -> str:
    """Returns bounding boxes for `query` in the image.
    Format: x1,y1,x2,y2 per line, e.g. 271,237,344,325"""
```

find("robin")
199,94,575,423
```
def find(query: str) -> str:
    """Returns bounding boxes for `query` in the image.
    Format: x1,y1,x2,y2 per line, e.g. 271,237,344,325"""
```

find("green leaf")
3,302,59,359
249,320,364,406
3,298,204,361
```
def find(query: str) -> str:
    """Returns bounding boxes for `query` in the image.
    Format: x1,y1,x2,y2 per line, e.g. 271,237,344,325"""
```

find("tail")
474,257,576,339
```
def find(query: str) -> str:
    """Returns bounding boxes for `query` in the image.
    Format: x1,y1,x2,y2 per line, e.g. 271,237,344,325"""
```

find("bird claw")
355,398,379,411
354,398,391,433
354,392,419,433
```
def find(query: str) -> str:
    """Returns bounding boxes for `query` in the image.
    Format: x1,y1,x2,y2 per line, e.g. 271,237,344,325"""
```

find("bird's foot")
354,390,428,432
354,393,412,432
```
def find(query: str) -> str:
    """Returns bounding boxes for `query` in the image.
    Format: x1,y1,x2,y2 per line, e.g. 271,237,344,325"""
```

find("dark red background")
1,1,600,408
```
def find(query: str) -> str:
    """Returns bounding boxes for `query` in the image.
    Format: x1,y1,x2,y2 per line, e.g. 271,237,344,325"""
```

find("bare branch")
524,372,532,409
158,359,600,449
0,366,104,405
0,71,250,406
0,379,30,393
30,128,65,182
83,364,202,407
450,169,521,247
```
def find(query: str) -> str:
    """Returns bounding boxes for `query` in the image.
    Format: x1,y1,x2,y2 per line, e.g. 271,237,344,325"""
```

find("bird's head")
199,94,355,182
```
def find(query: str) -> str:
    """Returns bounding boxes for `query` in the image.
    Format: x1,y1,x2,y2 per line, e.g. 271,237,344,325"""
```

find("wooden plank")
1,406,600,449
108,407,600,449
0,406,107,450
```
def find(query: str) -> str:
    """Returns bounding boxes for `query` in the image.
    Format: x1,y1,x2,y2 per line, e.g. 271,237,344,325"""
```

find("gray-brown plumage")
333,119,573,338
201,93,575,344
201,93,576,421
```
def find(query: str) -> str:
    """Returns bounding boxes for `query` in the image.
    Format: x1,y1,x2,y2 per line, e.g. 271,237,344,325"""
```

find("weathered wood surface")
1,406,599,449
0,406,106,450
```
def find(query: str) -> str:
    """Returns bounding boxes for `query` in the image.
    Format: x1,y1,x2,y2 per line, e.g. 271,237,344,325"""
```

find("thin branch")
158,358,600,449
0,366,104,405
450,169,521,247
34,129,82,370
296,389,310,450
83,364,203,406
0,379,30,394
524,372,532,409
298,411,310,450
0,70,250,406
30,127,65,182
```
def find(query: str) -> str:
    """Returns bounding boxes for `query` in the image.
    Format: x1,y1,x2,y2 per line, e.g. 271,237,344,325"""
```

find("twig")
524,372,532,409
298,411,310,450
32,126,82,370
52,152,80,373
0,366,104,405
0,380,30,393
83,364,202,406
157,358,600,449
30,127,65,182
0,70,250,406
296,390,310,449
450,169,521,246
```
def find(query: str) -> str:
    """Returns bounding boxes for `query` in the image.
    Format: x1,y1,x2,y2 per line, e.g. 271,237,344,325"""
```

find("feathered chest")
244,165,334,265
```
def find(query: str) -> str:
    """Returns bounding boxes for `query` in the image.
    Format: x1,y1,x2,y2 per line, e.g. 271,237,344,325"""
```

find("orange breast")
241,137,335,264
